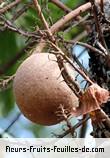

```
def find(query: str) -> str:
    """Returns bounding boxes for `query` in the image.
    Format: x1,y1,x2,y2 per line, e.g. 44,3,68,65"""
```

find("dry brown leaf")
71,84,110,117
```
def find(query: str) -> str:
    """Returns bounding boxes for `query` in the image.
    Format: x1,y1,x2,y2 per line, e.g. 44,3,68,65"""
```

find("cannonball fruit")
13,53,79,126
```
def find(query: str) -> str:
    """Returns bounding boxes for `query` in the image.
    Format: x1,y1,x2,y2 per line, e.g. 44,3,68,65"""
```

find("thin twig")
56,104,75,137
0,0,21,14
79,114,88,138
95,41,108,55
33,0,94,85
33,0,55,42
89,0,107,49
0,16,39,38
0,74,15,91
50,42,94,85
50,0,71,13
50,0,89,29
56,115,90,138
63,40,106,56
33,0,101,53
33,0,83,96
11,2,33,22
1,113,21,134
71,31,87,42
64,15,89,33
100,0,104,13
50,0,100,33
71,53,89,76
53,52,81,97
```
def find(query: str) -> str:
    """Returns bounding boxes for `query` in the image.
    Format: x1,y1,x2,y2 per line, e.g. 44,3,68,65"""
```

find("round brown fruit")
13,53,79,125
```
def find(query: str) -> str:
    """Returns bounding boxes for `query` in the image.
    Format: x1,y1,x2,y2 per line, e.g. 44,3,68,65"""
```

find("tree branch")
55,115,90,138
50,0,71,13
0,0,21,14
33,0,101,53
33,0,55,42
